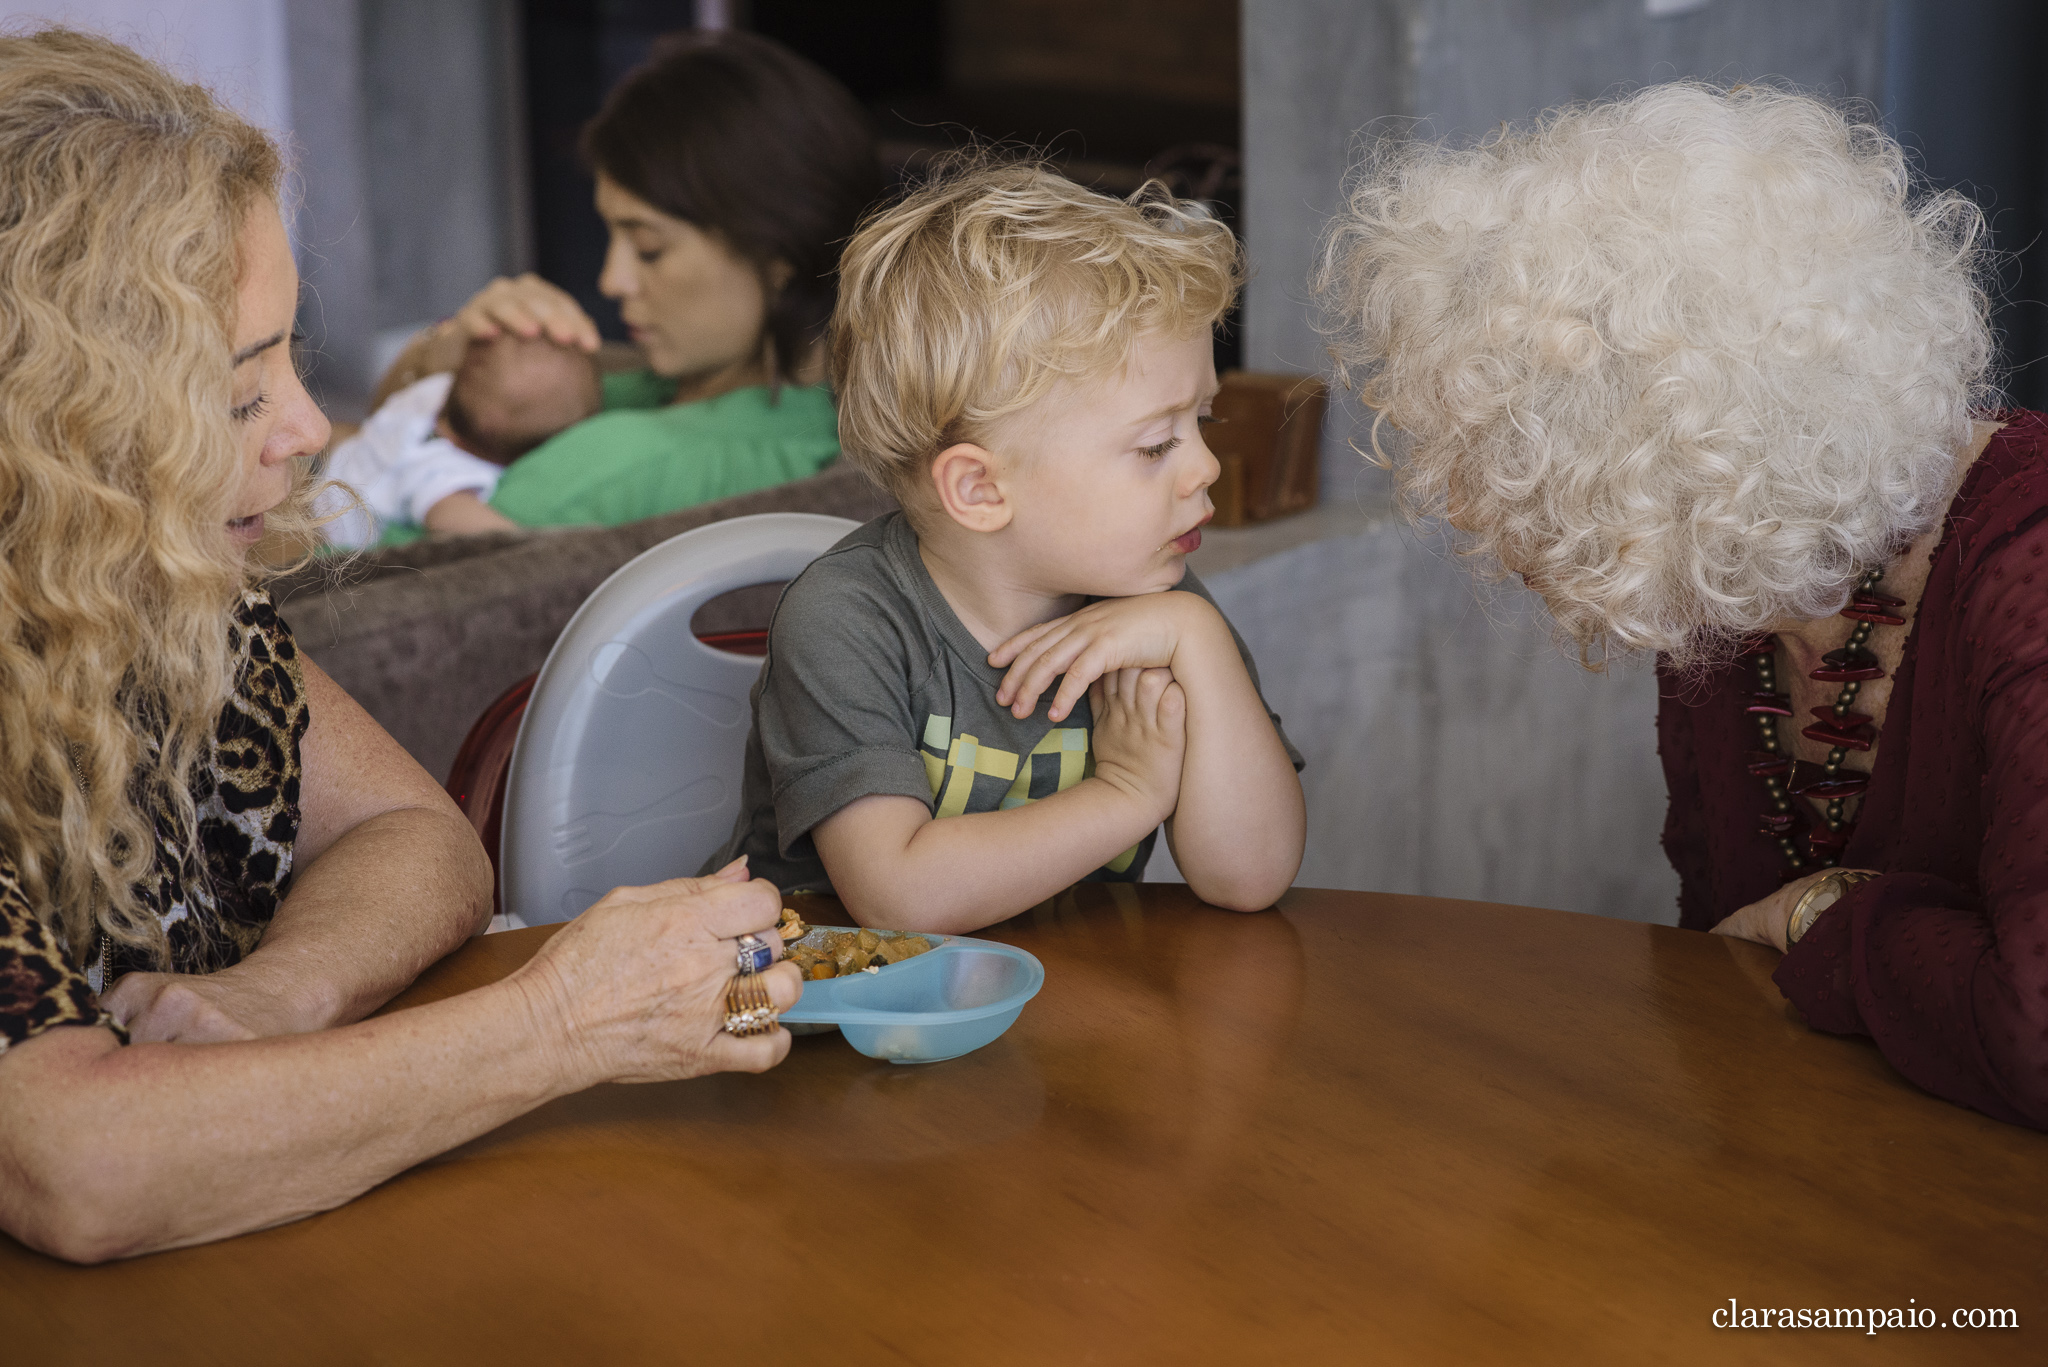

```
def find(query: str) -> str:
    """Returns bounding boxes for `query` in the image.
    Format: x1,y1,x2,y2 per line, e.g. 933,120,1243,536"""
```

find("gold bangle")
1787,869,1878,945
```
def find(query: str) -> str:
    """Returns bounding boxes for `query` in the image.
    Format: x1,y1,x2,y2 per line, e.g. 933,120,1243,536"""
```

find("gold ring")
722,971,778,1036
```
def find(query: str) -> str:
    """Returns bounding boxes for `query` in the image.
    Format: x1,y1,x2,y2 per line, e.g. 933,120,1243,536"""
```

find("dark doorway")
521,1,695,342
519,1,1244,367
520,1,946,342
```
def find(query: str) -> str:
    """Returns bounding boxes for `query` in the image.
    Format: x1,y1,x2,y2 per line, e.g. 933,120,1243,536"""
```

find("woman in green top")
374,30,879,536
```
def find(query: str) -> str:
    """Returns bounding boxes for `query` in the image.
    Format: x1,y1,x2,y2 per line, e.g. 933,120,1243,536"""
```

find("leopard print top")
0,591,308,1053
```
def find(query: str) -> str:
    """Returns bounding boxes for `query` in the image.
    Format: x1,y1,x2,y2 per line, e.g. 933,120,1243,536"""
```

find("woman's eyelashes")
232,331,303,416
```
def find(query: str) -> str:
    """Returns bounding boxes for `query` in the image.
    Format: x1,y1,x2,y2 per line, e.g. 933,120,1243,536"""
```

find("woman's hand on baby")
453,274,601,353
990,591,1222,722
1087,667,1187,824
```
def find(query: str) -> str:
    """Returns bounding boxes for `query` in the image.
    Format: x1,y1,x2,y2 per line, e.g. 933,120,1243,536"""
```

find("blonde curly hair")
1317,83,1994,663
832,157,1244,503
0,28,299,965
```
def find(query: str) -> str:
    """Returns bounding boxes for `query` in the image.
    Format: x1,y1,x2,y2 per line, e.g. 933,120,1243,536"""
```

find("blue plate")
779,928,1044,1064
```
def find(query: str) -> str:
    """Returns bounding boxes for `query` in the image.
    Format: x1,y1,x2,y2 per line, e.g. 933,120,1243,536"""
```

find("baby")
707,162,1308,932
440,332,602,466
319,333,599,549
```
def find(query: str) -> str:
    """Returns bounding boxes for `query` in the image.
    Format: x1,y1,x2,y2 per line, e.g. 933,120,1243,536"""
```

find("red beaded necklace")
1740,568,1906,877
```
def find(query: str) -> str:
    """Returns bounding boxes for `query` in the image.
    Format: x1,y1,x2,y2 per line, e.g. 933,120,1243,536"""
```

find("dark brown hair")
582,30,881,384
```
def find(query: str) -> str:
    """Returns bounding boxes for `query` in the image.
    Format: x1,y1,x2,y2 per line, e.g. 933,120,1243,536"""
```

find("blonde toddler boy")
708,163,1307,931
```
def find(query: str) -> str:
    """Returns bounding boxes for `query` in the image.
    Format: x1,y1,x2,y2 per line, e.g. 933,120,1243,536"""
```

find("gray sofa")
274,463,896,783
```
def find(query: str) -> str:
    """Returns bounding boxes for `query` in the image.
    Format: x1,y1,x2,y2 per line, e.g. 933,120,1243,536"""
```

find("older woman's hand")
512,864,804,1086
1709,874,1824,952
1712,868,1883,953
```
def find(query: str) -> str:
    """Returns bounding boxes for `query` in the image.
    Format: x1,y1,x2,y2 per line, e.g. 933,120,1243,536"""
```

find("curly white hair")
1317,83,1994,663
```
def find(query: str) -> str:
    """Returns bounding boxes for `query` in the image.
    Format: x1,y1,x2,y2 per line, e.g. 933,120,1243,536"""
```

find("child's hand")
1087,666,1186,823
991,591,1216,722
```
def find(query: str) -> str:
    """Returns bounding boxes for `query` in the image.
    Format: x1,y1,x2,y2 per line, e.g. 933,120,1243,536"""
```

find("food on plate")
783,922,935,980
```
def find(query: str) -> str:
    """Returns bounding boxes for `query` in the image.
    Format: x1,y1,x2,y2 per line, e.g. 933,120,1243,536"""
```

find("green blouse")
485,373,841,528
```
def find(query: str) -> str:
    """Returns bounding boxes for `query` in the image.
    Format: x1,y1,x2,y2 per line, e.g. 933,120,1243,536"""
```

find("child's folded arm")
1160,619,1306,911
813,779,1167,934
812,665,1184,933
989,588,1306,911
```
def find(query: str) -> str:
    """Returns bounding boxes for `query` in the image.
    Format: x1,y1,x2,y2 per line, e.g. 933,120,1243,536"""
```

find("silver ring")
735,933,773,975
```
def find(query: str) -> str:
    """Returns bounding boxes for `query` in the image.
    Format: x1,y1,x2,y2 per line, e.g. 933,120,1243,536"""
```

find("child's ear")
929,442,1012,533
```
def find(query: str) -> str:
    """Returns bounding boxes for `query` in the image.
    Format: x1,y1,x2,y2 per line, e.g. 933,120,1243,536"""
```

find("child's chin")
1065,555,1189,598
1114,569,1189,596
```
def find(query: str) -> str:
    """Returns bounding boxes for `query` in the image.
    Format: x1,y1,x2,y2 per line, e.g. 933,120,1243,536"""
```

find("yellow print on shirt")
919,715,1140,874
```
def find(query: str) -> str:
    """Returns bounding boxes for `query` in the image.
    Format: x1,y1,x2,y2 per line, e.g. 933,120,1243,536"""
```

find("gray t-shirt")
708,512,1303,892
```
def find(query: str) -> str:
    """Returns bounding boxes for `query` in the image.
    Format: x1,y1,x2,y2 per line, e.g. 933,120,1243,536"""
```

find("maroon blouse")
1659,411,2048,1131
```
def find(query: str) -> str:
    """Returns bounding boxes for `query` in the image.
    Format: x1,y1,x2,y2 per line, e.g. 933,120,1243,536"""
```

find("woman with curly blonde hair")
1319,83,2048,1131
0,28,801,1263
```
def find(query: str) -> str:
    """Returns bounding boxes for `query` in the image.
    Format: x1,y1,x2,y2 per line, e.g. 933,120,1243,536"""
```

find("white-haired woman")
1320,83,2048,1130
0,29,801,1262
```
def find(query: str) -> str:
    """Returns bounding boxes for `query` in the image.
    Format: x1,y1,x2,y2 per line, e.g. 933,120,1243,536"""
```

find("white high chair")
498,512,858,925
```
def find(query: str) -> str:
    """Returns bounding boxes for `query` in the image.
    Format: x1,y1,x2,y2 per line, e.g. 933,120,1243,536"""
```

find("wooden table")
4,885,2041,1364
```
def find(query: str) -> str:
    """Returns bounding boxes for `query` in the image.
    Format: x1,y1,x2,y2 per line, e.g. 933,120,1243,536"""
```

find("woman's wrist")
1786,868,1879,946
497,959,606,1097
221,954,345,1034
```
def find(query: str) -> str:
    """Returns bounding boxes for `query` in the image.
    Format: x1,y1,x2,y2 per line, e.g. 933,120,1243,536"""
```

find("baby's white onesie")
316,374,506,549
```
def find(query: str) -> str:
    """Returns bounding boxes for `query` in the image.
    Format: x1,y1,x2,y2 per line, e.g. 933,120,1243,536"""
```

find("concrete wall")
3,1,292,132
359,2,528,340
301,0,528,412
3,2,526,412
1160,515,1680,921
282,0,374,410
1243,0,1889,499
